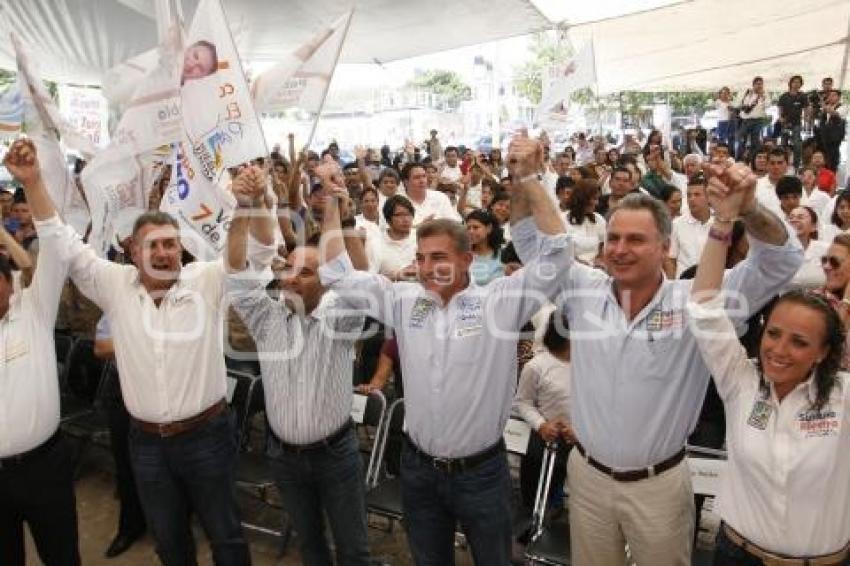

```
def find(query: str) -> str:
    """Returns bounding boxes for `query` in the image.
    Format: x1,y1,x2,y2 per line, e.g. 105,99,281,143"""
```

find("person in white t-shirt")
563,179,606,266
715,86,733,146
439,146,462,183
800,166,832,220
379,194,417,280
754,148,789,217
786,206,829,290
402,163,460,226
666,176,712,278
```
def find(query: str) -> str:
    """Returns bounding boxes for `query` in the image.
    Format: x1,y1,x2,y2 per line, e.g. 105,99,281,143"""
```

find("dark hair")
568,179,600,226
132,210,179,238
756,290,844,411
360,186,379,201
831,191,850,228
753,76,763,85
465,208,504,256
500,241,521,265
542,311,570,356
658,184,681,203
444,146,459,156
401,162,425,181
610,165,632,181
788,75,803,89
555,175,575,193
563,146,576,159
0,255,12,284
416,219,470,253
377,167,400,185
776,175,803,198
768,147,788,162
490,190,510,206
750,147,769,169
342,162,358,171
576,165,597,180
382,194,414,223
797,205,819,240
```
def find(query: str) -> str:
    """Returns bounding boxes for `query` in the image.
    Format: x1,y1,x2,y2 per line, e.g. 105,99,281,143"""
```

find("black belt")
273,419,353,454
404,435,505,474
0,431,60,470
575,442,685,482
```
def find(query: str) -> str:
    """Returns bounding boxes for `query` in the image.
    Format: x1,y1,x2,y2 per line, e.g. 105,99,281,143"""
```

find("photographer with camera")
734,76,768,161
777,75,808,168
815,89,847,172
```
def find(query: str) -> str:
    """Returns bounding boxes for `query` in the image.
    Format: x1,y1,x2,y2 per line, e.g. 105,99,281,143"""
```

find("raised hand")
315,157,344,188
354,145,368,162
506,135,543,179
703,161,757,220
3,138,41,185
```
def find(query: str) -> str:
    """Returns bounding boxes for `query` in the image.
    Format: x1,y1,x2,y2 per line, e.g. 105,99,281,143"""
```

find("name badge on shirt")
456,325,483,339
747,399,773,430
409,297,437,329
797,407,840,438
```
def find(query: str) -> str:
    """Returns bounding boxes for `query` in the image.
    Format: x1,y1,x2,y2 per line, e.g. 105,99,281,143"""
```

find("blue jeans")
736,119,764,161
781,124,803,167
716,120,733,147
129,410,249,566
401,440,513,566
267,426,370,566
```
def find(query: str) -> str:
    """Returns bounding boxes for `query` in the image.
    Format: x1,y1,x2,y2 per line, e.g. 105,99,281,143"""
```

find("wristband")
708,225,732,245
713,216,736,224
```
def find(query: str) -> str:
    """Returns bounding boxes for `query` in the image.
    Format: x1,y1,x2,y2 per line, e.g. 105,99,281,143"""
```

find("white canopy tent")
0,0,552,85
567,0,850,93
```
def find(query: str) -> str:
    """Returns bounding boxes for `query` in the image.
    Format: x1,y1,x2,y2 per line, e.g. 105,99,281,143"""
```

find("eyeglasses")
821,255,845,269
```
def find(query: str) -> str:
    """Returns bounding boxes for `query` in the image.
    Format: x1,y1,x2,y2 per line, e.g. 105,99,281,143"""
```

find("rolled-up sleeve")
319,252,398,327
687,296,759,402
226,270,274,336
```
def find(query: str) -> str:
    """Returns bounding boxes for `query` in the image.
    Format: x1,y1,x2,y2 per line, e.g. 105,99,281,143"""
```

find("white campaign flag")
251,10,353,114
161,0,263,258
535,40,597,125
12,34,94,233
81,17,184,254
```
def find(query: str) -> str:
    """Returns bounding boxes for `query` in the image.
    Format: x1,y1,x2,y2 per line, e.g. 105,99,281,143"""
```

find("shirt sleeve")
60,222,124,312
225,270,275,339
686,296,759,402
513,359,546,430
318,252,399,328
486,228,573,330
721,229,803,326
28,215,71,324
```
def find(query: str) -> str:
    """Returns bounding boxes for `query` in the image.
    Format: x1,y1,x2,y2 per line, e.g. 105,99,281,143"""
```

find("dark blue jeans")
401,441,513,566
267,426,370,566
129,410,249,566
736,119,763,161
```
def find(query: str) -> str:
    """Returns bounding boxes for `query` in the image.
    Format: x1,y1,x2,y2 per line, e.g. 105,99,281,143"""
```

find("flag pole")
305,6,355,151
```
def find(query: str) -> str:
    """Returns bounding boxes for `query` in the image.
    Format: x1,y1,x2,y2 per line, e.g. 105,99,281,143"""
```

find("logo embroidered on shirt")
646,308,683,332
747,399,774,430
409,297,437,328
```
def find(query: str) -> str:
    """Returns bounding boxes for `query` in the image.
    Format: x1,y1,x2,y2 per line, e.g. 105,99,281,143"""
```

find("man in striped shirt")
225,169,371,565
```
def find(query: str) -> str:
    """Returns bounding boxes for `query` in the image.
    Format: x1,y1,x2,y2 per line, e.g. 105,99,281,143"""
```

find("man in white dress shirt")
754,148,790,217
56,166,274,565
665,175,712,278
402,162,461,226
514,162,802,566
318,136,570,565
0,139,80,566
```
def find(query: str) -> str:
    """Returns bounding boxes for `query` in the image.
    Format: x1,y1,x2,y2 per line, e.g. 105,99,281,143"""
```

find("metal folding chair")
365,397,405,530
524,441,570,565
351,389,387,488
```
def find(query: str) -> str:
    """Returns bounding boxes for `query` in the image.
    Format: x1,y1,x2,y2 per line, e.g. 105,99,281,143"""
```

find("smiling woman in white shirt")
787,206,829,290
688,198,850,563
563,179,606,266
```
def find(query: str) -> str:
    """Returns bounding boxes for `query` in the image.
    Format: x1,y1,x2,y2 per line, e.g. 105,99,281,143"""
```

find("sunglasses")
821,255,845,269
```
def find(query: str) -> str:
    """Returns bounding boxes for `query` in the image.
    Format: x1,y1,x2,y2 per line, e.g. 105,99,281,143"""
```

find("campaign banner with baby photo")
163,0,265,258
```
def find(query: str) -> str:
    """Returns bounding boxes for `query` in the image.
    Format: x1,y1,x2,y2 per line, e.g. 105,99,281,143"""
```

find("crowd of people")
0,73,849,566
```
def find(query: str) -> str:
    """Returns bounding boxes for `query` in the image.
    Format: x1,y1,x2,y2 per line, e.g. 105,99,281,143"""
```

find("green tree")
513,32,572,105
407,69,471,109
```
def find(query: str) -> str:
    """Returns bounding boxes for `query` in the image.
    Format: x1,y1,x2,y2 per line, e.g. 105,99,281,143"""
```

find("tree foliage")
513,32,572,105
407,69,471,109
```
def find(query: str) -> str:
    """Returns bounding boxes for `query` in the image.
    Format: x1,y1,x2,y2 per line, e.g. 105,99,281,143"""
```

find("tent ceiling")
0,0,551,85
568,0,850,93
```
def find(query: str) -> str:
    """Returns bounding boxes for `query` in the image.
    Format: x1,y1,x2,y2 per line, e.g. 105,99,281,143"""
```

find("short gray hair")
416,219,470,253
132,210,179,238
613,193,672,243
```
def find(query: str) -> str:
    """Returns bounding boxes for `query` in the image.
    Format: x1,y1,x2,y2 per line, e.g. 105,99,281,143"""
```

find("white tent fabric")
568,0,850,93
0,0,551,85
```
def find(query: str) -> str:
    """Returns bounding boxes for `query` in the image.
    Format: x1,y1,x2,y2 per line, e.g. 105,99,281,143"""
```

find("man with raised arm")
316,135,570,565
0,139,82,566
513,159,803,565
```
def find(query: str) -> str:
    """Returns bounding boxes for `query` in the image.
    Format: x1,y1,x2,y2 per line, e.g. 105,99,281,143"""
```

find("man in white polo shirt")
665,174,712,278
0,139,80,566
402,162,461,226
